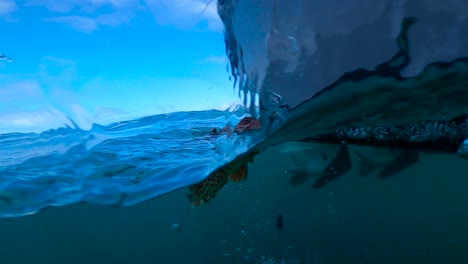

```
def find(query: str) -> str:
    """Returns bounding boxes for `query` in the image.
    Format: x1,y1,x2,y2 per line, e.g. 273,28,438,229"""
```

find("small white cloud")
144,0,223,31
44,13,132,33
32,0,140,32
25,0,223,32
0,0,17,17
25,0,73,13
96,13,131,27
26,0,140,13
40,56,76,66
45,16,98,33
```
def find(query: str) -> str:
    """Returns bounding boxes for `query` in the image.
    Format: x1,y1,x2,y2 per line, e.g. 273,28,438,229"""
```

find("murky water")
1,145,467,264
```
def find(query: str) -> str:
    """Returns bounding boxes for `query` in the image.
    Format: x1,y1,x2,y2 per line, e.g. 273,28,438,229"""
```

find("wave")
0,109,256,217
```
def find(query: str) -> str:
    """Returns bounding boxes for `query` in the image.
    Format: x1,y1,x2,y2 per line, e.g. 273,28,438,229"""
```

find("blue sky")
0,0,242,132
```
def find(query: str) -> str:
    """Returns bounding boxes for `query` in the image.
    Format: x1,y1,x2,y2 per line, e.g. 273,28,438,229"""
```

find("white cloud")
45,12,133,33
144,0,223,31
26,0,141,13
45,16,98,33
96,12,131,26
21,0,225,32
40,56,75,66
26,0,74,13
0,0,17,17
31,0,141,32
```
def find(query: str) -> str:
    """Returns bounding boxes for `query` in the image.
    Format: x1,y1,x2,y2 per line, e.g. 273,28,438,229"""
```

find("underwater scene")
1,0,468,263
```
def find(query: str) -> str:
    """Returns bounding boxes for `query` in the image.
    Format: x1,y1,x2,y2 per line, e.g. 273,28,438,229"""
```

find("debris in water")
170,223,182,233
276,214,284,231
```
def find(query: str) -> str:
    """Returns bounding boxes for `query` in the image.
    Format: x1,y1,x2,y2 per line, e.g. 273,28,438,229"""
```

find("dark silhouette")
276,214,284,231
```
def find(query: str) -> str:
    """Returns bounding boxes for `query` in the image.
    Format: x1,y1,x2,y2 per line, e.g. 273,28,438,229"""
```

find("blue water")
0,108,260,217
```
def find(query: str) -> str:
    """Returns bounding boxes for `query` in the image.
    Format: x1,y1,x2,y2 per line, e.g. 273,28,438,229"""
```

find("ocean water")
1,146,468,264
0,108,256,217
2,0,468,263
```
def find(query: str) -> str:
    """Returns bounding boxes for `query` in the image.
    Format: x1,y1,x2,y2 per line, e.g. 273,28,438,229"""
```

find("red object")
233,117,261,134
